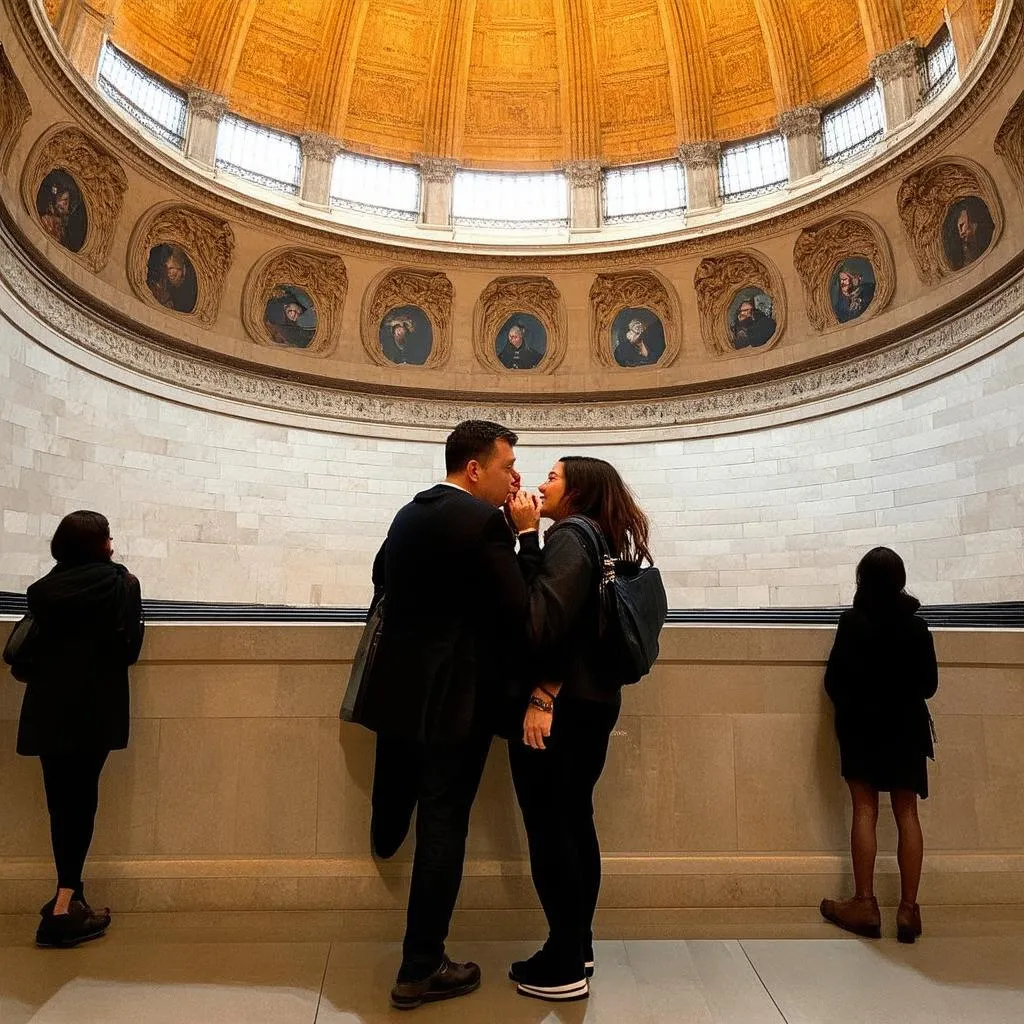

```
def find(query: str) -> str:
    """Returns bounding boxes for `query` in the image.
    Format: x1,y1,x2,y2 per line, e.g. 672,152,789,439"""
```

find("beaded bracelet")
528,694,554,714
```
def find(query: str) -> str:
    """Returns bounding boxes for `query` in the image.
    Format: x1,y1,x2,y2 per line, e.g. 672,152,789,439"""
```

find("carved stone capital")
299,132,340,164
417,157,459,183
869,40,920,84
565,161,601,188
185,85,229,121
677,141,721,168
777,106,821,139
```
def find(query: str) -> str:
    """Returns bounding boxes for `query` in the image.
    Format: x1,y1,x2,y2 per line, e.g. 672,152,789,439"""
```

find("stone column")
870,39,921,131
777,106,822,181
946,0,980,71
678,142,722,213
417,158,459,228
299,133,339,210
57,1,112,81
565,161,602,232
184,86,228,172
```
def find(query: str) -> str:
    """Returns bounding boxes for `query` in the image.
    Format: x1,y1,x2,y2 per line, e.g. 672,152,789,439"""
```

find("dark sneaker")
511,945,595,982
514,953,589,1003
390,956,481,1010
39,897,111,929
35,904,109,949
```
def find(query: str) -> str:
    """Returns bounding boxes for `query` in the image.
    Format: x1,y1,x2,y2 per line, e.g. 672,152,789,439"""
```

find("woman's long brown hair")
559,456,653,564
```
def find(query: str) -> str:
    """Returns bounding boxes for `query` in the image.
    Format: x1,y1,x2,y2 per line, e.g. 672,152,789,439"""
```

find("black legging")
508,696,619,969
40,750,109,895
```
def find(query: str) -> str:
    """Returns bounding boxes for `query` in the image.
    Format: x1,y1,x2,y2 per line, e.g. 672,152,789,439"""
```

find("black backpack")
558,515,668,685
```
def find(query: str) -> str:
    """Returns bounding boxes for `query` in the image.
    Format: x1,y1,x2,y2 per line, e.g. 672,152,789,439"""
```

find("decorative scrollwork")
0,42,32,174
360,267,453,367
994,90,1024,200
242,248,347,356
792,215,895,332
693,251,787,356
127,203,234,325
589,272,681,369
896,158,1004,283
20,123,127,272
473,276,567,373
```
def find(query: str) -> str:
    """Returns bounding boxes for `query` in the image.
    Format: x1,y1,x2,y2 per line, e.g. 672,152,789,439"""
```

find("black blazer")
17,561,144,755
519,521,622,704
356,484,540,743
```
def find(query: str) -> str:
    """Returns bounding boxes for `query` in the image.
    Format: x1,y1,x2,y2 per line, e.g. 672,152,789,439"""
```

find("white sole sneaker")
516,978,589,1002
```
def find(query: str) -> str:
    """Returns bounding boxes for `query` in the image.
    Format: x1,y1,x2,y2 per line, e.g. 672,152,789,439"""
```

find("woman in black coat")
820,547,937,944
14,511,144,947
506,457,652,1003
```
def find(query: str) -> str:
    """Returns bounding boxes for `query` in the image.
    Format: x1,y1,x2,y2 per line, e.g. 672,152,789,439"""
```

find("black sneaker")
39,896,111,929
511,946,595,981
514,952,589,1003
390,956,481,1010
35,903,109,949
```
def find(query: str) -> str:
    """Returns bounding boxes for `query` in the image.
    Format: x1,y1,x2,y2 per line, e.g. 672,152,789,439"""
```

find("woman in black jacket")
15,511,144,948
507,456,652,1002
820,547,938,944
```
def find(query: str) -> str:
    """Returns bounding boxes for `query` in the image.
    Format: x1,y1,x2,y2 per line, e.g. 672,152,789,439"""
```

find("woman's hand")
522,686,557,750
508,490,541,533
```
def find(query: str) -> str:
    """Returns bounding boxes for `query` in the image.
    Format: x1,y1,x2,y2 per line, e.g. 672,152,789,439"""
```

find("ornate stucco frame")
360,266,454,369
126,202,235,326
20,123,127,272
994,89,1024,201
693,250,788,357
792,214,896,333
589,271,682,370
0,42,32,175
473,276,567,374
241,247,347,356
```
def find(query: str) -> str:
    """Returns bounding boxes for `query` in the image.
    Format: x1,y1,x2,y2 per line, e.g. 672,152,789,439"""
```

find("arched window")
215,115,302,195
920,26,958,105
452,171,569,228
822,85,885,165
98,43,187,149
330,154,420,220
603,161,687,223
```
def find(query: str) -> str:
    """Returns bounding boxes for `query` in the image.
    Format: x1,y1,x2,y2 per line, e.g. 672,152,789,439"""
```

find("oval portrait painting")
146,243,198,314
36,169,87,253
380,305,433,366
727,287,777,350
612,307,666,367
829,258,876,324
942,195,995,271
265,285,317,348
496,313,547,370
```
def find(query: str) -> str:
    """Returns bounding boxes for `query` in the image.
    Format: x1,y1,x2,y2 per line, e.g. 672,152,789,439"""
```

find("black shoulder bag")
3,613,42,683
559,516,668,685
339,597,384,722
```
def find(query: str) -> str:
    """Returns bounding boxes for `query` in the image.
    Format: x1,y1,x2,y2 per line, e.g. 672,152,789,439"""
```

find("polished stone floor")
1,912,1023,1023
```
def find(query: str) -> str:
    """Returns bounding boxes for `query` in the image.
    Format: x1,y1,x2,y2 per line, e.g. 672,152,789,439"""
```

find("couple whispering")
353,419,653,1009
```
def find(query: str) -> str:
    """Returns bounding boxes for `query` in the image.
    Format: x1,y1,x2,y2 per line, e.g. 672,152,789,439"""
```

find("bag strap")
557,515,616,587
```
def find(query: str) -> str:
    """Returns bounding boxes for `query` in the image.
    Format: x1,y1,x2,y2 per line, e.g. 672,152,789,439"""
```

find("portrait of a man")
496,314,546,370
612,307,666,367
264,286,317,349
728,288,777,350
830,258,877,324
380,305,433,365
146,244,198,314
35,169,87,253
942,196,995,271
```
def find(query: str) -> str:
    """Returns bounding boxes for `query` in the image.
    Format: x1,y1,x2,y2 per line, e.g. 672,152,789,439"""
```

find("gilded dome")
43,0,989,168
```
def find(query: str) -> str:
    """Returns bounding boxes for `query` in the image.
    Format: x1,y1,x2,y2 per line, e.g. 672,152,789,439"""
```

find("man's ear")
465,459,481,483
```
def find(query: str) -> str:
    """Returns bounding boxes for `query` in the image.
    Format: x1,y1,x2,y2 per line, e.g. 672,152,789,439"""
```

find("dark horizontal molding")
2,592,1021,629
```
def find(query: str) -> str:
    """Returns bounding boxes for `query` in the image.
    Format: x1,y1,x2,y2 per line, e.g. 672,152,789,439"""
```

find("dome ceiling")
53,1,975,168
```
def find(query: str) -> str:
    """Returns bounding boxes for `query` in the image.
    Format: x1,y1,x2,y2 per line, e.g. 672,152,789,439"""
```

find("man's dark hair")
445,420,518,474
50,510,112,565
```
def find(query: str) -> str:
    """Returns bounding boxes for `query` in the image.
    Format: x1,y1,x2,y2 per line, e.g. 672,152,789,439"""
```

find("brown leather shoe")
897,901,923,944
819,895,881,938
390,956,481,1010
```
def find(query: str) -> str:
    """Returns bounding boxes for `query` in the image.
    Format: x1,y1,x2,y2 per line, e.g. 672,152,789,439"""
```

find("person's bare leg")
890,789,923,904
52,888,74,916
848,780,879,899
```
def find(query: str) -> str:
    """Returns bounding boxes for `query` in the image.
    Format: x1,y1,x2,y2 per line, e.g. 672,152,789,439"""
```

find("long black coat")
824,605,938,797
357,484,540,743
17,561,144,756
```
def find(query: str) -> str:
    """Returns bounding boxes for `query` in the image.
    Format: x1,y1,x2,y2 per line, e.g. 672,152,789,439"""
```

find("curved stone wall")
2,260,1022,607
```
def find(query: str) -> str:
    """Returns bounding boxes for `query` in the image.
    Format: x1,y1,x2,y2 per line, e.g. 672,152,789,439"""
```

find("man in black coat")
355,420,541,1009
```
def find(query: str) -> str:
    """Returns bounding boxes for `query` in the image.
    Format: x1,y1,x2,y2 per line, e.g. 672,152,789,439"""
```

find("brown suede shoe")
819,895,881,938
390,956,481,1010
897,901,923,944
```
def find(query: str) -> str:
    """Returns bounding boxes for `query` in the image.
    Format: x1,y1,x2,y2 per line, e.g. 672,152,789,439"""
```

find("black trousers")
508,697,619,969
39,750,109,894
393,732,493,980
